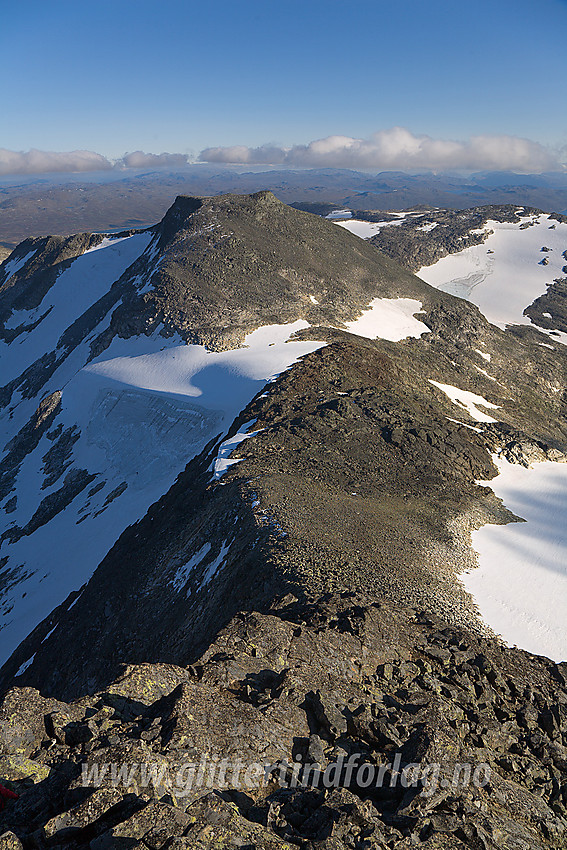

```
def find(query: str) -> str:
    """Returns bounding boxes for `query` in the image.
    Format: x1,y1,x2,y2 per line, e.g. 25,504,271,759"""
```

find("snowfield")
84,321,320,401
0,320,324,667
418,214,567,329
464,458,567,662
335,217,406,239
428,381,499,423
344,298,429,341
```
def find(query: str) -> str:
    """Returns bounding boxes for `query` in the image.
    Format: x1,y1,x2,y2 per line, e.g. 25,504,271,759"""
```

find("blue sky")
1,0,566,173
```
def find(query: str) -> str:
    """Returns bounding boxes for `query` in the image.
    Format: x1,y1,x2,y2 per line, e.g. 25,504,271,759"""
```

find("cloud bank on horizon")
200,128,564,173
0,148,113,175
0,149,192,176
1,128,565,176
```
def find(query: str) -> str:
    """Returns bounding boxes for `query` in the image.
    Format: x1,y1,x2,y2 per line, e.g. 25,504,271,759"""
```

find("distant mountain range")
1,166,567,246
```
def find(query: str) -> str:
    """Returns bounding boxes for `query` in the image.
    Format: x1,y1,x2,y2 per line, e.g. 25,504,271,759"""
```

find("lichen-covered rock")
105,663,191,706
179,793,293,849
0,755,49,784
43,786,128,840
0,688,67,757
0,595,566,847
0,833,22,850
91,801,190,849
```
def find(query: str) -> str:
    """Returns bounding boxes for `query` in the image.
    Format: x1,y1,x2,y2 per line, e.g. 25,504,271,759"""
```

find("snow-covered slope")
0,311,324,667
410,209,567,660
417,212,567,330
466,458,567,661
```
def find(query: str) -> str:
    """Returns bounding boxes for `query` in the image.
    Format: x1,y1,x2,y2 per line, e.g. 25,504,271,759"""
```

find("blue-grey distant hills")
1,166,567,245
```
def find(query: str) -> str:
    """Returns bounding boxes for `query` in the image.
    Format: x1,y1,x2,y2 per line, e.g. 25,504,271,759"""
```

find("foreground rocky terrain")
1,192,567,847
2,594,567,848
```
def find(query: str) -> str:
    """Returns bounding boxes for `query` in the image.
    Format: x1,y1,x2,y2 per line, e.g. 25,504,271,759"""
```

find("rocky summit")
1,192,567,848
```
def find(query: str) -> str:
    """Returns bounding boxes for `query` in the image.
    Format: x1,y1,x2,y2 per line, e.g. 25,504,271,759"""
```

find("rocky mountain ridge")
1,192,567,847
1,594,567,848
0,191,485,677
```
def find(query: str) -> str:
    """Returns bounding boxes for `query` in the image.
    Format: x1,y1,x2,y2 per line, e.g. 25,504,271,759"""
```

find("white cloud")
199,144,287,165
0,148,191,176
117,150,190,168
0,132,562,177
0,148,112,175
199,127,563,173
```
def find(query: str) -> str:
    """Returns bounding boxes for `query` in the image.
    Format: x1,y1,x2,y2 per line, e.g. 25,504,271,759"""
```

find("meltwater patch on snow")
428,380,499,423
464,457,567,662
344,298,430,342
325,209,352,220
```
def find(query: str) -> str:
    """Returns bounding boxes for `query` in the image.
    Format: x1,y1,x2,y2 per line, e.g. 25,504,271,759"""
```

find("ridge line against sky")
1,0,566,176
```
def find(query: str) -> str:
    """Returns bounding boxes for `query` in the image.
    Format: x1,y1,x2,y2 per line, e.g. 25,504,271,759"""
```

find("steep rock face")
0,228,153,409
0,233,107,325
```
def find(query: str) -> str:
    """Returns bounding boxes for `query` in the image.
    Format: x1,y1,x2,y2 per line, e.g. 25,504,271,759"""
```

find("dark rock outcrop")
1,595,567,848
